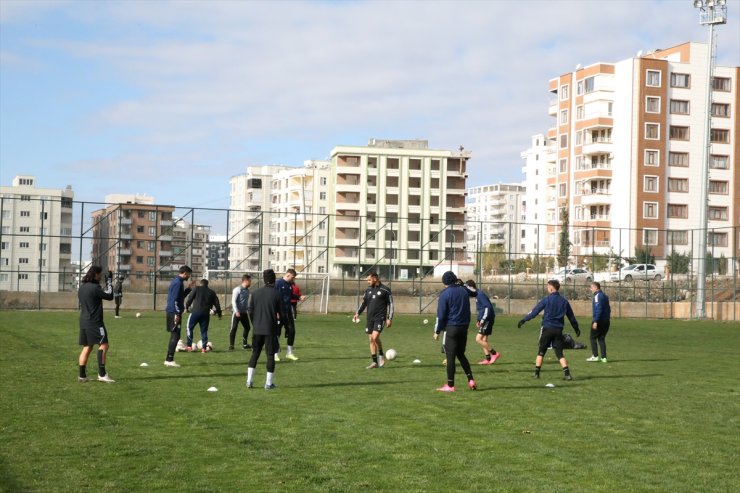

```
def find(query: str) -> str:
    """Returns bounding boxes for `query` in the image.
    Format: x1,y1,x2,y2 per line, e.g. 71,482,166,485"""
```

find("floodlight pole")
694,0,727,319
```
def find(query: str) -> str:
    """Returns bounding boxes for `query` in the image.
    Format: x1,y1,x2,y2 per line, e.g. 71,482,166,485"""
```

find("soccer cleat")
436,384,455,392
97,374,116,383
600,358,608,363
229,345,235,351
243,344,252,350
246,381,254,388
490,352,501,364
533,372,540,379
442,358,447,366
366,362,378,369
114,316,121,319
186,346,194,352
264,383,277,390
78,377,89,383
468,379,477,390
274,354,281,362
563,374,573,381
285,353,299,361
586,355,600,362
164,360,180,368
478,359,492,365
378,355,385,367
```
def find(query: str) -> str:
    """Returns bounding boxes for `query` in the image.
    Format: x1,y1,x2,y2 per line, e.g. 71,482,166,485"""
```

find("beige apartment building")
465,183,526,259
329,139,469,280
0,175,74,291
524,41,738,268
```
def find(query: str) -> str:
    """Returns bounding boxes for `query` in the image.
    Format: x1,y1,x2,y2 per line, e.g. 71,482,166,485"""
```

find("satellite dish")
575,64,582,70
636,50,643,57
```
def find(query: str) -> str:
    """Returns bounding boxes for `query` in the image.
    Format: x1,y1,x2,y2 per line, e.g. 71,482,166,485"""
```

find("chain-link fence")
0,197,737,320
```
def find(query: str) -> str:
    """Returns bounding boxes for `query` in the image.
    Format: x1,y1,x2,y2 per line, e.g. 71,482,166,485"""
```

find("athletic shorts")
477,319,493,336
365,318,385,334
538,327,564,356
79,325,108,346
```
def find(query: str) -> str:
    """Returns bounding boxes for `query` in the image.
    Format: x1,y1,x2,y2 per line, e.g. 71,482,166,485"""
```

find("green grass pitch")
1,311,738,492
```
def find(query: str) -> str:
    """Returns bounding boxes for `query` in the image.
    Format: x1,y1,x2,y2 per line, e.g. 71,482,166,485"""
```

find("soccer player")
164,265,192,368
77,265,115,383
185,278,222,352
587,281,611,363
229,274,252,351
433,271,476,392
353,271,394,369
246,269,282,390
464,280,500,365
274,268,306,361
518,279,581,380
291,282,302,319
113,275,124,318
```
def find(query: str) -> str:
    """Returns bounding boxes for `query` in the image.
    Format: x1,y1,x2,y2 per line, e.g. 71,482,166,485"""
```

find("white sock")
287,346,293,355
266,372,274,386
247,367,254,384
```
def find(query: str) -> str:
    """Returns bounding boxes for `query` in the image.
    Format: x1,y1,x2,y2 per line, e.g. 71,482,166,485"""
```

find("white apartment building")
465,183,526,259
0,175,74,291
172,219,210,279
229,161,330,274
522,41,738,268
521,134,557,255
329,139,469,280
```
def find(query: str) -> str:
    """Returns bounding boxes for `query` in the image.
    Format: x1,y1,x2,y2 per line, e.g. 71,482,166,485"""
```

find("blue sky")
1,0,739,210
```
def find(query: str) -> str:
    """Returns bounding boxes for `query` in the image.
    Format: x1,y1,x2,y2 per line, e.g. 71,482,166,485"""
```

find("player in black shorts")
353,271,394,369
77,266,115,383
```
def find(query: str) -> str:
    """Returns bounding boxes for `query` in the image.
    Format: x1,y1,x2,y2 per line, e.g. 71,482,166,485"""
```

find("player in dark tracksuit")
185,279,222,352
464,280,500,365
434,271,476,391
588,281,611,362
275,269,304,361
164,265,192,367
230,274,252,350
353,271,394,369
77,266,115,383
247,269,283,390
113,275,123,318
518,279,580,380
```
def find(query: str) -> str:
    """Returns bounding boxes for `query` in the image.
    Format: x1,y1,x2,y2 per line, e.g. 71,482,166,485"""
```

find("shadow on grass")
128,372,245,381
477,382,584,391
298,380,421,388
606,358,679,363
576,373,663,381
0,456,27,492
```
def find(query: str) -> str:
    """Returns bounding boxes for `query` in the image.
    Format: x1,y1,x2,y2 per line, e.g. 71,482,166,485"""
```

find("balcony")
159,250,172,257
119,233,132,240
335,215,360,226
118,264,131,271
120,218,132,225
118,248,131,255
579,190,612,206
581,139,612,155
548,98,558,117
158,235,173,241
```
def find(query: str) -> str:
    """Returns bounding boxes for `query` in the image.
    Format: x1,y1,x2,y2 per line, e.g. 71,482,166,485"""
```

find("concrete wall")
2,291,738,321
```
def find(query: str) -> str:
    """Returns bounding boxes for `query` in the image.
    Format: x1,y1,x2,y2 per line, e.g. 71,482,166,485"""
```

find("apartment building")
229,161,330,274
465,183,526,258
90,194,176,284
0,175,74,291
520,134,557,255
206,234,229,273
172,219,210,279
524,41,738,266
329,139,469,280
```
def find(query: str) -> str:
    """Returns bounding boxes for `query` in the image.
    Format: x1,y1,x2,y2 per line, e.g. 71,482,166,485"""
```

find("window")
0,274,6,282
18,274,29,280
584,76,595,94
670,73,690,88
643,176,658,192
560,84,569,100
708,232,728,246
669,152,689,167
20,211,30,217
669,100,690,115
643,202,658,219
646,96,661,113
668,178,689,193
136,226,144,233
576,80,583,95
560,109,568,125
148,226,156,237
319,192,326,200
147,257,156,266
20,242,29,248
136,256,144,264
137,211,145,218
318,236,326,245
319,207,326,214
708,206,728,221
608,102,613,116
318,220,326,230
0,242,6,249
559,184,566,197
19,226,30,233
645,150,659,166
666,230,688,246
559,159,567,173
576,105,584,120
20,195,31,201
575,131,582,146
710,155,729,169
645,123,660,140
148,241,156,251
19,258,29,264
709,180,728,194
320,177,327,186
710,129,729,143
148,211,156,221
643,229,658,246
712,77,731,92
646,70,661,87
711,103,730,117
669,126,689,140
667,204,688,218
559,134,568,149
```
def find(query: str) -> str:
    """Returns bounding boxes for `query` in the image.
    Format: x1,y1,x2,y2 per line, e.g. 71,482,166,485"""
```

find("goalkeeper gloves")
517,319,525,329
574,326,581,337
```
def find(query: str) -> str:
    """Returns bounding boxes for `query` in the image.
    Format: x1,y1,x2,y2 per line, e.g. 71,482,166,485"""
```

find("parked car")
550,268,593,283
610,264,662,282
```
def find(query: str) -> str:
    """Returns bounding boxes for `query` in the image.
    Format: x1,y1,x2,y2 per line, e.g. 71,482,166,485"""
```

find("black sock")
466,372,474,381
485,353,491,361
448,379,454,387
563,366,571,376
79,365,87,378
379,350,384,356
491,349,497,356
534,366,541,375
97,350,106,377
372,354,378,364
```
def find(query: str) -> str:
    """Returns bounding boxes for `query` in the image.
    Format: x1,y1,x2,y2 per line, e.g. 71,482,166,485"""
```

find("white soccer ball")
136,312,142,318
196,340,203,350
385,349,397,361
206,341,214,351
176,340,187,352
423,319,429,325
209,308,215,315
